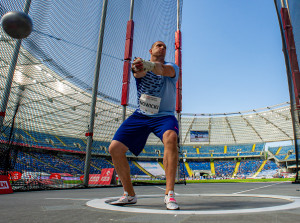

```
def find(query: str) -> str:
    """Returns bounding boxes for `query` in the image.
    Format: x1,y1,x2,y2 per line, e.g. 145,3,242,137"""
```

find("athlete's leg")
109,140,135,196
162,130,178,195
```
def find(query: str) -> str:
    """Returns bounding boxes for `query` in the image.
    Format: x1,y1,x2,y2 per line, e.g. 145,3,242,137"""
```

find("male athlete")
109,41,180,210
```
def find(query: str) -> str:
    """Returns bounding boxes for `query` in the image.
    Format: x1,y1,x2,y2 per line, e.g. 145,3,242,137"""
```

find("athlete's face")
150,41,166,57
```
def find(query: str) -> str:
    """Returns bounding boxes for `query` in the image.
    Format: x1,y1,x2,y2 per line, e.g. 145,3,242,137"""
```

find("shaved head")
151,41,166,50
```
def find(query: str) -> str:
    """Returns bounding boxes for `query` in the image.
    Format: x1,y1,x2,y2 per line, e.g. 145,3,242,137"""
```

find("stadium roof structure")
180,102,293,145
0,34,294,147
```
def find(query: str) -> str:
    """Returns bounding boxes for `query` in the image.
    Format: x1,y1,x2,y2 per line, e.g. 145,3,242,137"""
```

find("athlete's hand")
132,57,147,78
132,57,144,73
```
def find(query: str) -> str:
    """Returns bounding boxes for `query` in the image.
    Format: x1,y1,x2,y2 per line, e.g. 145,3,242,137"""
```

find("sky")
181,0,289,114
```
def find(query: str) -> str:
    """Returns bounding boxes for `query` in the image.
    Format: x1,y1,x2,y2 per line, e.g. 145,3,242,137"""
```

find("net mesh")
287,0,300,66
1,0,300,191
274,0,300,182
0,0,183,190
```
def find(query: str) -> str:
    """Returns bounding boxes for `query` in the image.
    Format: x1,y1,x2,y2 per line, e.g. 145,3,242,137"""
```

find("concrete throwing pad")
86,194,300,215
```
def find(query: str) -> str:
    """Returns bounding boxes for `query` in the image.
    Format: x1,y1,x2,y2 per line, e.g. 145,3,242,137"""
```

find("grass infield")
63,178,295,185
132,178,295,185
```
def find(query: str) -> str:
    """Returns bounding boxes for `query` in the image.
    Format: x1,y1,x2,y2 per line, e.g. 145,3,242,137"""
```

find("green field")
186,178,295,183
132,178,295,185
62,178,295,185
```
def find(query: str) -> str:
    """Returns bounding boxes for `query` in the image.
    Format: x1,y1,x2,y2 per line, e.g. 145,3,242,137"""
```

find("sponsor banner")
0,175,13,194
98,168,116,185
8,171,22,181
80,168,116,185
88,174,102,185
80,175,84,181
190,130,209,142
49,173,62,179
50,173,73,177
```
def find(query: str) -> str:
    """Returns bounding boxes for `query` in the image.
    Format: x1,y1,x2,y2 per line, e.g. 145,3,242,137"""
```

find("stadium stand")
257,160,279,178
128,161,147,176
268,145,296,161
214,160,236,178
235,160,263,178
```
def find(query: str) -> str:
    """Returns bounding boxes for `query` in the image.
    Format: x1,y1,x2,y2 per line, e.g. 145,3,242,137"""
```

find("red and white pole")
175,0,183,182
175,30,182,113
280,5,300,108
121,0,135,122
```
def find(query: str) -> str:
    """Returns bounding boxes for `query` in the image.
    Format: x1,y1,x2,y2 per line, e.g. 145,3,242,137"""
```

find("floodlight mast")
0,0,32,130
83,0,108,187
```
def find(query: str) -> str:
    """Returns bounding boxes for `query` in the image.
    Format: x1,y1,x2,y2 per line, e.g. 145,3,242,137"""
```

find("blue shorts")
112,111,179,156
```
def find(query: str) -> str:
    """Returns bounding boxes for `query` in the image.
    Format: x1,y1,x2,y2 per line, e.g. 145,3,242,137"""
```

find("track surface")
1,182,300,223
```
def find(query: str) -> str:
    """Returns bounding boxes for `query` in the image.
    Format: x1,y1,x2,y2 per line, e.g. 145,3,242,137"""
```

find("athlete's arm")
133,70,147,78
152,63,175,78
132,58,175,78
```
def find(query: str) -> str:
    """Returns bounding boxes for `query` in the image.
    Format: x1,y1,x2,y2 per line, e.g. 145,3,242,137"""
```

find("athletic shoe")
164,190,180,210
109,191,137,206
